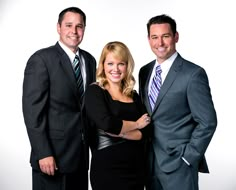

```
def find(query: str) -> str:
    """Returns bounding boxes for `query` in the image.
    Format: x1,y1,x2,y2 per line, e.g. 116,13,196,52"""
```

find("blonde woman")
84,41,151,190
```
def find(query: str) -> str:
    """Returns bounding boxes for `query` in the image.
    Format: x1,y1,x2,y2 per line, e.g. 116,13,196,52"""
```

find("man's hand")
39,156,58,176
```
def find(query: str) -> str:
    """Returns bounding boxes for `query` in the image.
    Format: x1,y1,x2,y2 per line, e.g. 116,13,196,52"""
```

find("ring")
146,118,150,122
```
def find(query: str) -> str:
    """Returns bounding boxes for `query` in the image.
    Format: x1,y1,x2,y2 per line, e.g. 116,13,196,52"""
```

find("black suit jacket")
139,54,217,173
22,42,96,173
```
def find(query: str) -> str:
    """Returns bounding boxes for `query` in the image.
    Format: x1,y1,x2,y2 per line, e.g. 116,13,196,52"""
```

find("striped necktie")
73,55,84,98
149,65,162,110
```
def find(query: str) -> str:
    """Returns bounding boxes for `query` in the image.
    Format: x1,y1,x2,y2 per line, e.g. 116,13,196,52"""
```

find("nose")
157,37,164,46
113,64,119,71
72,27,77,34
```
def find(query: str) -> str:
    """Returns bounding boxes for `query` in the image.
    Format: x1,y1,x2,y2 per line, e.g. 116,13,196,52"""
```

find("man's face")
57,12,85,53
148,23,179,63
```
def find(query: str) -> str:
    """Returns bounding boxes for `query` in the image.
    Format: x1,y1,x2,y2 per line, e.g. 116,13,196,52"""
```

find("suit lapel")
80,50,91,90
142,61,155,114
152,55,183,113
55,43,81,105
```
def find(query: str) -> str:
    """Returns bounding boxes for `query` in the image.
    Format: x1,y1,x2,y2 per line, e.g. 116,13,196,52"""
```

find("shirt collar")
155,51,178,71
58,41,80,63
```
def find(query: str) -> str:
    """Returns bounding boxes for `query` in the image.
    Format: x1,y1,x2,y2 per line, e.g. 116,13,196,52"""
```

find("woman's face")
104,52,127,85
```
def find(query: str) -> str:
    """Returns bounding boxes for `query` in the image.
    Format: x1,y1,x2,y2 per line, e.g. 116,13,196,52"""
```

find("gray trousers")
146,149,199,190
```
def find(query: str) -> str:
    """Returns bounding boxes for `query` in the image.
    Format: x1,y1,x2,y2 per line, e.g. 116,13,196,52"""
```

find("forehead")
62,12,84,24
150,23,172,33
105,52,124,62
105,52,117,60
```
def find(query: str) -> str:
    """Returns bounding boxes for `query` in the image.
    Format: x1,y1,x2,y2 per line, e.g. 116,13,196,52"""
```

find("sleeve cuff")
182,157,190,166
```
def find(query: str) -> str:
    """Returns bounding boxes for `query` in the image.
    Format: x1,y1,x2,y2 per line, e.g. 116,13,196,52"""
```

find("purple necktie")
149,65,162,110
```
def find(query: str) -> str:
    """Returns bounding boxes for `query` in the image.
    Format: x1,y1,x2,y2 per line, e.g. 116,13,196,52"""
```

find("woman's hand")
136,113,151,129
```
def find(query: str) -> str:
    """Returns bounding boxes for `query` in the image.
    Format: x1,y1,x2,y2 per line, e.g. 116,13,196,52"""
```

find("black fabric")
97,129,126,150
84,84,150,190
32,166,88,190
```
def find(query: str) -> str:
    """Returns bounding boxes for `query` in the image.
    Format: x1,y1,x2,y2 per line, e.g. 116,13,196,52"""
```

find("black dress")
84,84,150,190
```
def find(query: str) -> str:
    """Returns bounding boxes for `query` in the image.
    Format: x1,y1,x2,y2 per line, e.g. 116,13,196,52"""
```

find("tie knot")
156,65,162,74
73,55,80,68
74,55,80,62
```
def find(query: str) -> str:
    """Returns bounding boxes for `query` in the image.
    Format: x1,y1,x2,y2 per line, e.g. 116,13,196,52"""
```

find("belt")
97,129,126,150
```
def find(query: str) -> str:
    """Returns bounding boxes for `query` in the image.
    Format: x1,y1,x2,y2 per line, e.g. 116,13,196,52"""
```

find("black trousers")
32,167,88,190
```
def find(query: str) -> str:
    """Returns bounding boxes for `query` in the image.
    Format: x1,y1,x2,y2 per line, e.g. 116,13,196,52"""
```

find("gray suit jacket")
139,54,217,173
22,42,96,173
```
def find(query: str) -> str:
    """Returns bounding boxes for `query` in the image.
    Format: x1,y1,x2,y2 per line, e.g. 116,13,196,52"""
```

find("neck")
105,82,121,93
105,82,133,103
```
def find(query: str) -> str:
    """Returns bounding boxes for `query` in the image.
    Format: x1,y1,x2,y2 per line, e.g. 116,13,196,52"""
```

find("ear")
57,23,61,35
147,35,151,45
175,32,179,43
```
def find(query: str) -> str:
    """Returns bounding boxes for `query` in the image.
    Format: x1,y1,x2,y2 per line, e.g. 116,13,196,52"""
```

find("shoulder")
86,83,104,94
84,83,108,104
177,54,202,70
28,43,61,62
79,49,96,61
132,90,146,110
141,60,155,69
139,60,155,75
132,90,141,100
132,90,139,96
34,43,60,56
177,54,208,79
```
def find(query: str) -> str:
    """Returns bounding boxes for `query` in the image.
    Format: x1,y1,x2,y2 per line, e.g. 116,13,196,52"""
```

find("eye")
150,34,157,40
107,62,113,66
118,62,126,66
65,24,72,28
163,34,171,39
151,36,158,40
76,24,84,29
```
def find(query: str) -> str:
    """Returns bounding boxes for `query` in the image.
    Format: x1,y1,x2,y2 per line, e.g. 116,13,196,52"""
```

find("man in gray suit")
139,14,217,190
22,7,96,190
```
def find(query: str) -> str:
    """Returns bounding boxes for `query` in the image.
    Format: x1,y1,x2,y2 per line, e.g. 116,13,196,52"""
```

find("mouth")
157,47,166,52
69,36,79,40
110,72,121,78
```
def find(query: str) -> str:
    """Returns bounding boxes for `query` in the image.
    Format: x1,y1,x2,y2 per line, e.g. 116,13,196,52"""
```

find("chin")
111,79,122,83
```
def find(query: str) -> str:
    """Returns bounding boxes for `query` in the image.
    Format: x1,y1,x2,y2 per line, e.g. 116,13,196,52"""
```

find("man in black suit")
22,7,96,190
139,14,217,190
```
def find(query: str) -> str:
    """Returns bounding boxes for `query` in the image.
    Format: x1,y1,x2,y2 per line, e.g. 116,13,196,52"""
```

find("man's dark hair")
147,14,176,36
58,7,86,26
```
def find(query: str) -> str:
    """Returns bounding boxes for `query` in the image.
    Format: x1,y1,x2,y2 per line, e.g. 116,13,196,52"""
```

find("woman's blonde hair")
96,41,135,97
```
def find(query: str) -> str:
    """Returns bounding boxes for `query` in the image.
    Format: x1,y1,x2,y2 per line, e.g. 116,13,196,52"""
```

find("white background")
0,0,235,189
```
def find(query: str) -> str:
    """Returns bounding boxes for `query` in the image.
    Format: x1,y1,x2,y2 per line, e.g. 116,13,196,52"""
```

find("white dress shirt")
148,52,178,94
58,41,87,89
